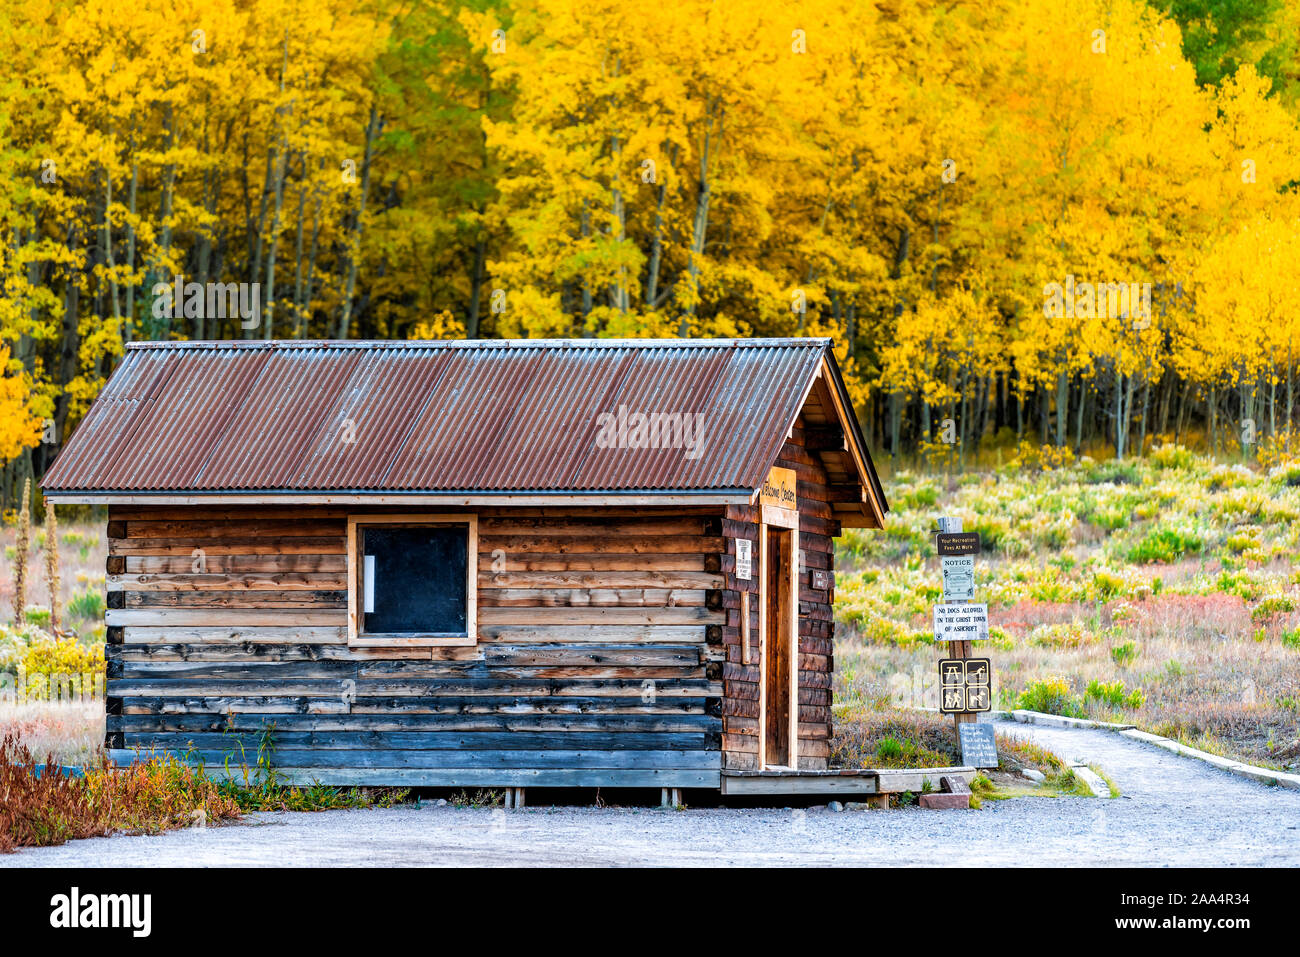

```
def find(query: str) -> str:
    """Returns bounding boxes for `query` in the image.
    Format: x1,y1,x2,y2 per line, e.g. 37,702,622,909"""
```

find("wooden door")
763,526,794,768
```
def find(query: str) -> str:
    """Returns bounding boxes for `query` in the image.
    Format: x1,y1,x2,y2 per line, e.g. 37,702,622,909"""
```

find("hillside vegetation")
834,444,1300,769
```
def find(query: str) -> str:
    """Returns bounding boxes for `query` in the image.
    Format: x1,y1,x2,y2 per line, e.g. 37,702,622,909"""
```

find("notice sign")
939,657,992,713
736,539,753,581
958,722,999,768
941,555,974,602
934,602,989,641
936,532,980,556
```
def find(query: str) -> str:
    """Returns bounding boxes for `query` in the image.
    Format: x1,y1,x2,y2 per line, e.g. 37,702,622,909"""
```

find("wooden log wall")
103,506,725,788
721,418,839,772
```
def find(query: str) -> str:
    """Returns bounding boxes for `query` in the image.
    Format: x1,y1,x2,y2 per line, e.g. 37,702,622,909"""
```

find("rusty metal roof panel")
42,338,840,495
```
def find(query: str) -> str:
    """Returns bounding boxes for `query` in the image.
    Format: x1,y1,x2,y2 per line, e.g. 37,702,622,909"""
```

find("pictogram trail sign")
938,657,992,714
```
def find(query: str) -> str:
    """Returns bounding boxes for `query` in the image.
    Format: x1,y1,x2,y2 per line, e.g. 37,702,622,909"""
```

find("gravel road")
5,719,1298,867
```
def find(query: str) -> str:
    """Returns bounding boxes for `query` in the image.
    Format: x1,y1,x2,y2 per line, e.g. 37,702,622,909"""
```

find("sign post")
934,518,991,754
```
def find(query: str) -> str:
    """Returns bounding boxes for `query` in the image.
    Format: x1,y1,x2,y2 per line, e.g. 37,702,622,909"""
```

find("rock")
435,798,448,807
919,793,970,810
940,775,971,795
1022,769,1046,783
827,801,844,812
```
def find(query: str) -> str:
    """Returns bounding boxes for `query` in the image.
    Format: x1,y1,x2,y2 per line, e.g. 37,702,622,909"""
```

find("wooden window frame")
346,513,478,648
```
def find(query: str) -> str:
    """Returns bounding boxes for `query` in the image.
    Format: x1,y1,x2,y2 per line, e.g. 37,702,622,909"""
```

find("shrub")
1217,570,1264,601
1110,641,1139,666
1282,629,1300,651
1089,506,1131,530
1257,429,1300,470
1017,676,1085,717
1222,531,1258,555
1083,461,1140,485
22,607,50,628
1091,569,1127,599
1251,595,1296,623
896,484,939,509
20,637,105,699
1268,462,1300,487
965,514,1009,551
1149,443,1196,470
1127,527,1203,564
66,587,105,623
1013,441,1075,472
875,736,903,760
0,734,242,852
1028,622,1093,649
1205,464,1252,491
1085,678,1144,710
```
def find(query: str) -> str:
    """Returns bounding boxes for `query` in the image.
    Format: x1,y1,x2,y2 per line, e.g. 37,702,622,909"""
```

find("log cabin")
42,338,887,799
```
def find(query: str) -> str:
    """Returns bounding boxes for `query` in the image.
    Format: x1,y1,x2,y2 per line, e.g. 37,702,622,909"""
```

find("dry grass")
0,517,108,634
829,706,959,768
0,700,104,766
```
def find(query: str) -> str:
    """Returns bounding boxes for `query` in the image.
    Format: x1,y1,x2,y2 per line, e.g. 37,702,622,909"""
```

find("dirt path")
5,718,1298,867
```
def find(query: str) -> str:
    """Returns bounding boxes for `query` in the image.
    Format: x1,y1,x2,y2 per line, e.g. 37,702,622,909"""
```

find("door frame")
757,515,799,770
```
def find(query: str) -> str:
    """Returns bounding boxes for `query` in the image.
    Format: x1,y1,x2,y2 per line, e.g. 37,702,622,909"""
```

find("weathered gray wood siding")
104,506,725,788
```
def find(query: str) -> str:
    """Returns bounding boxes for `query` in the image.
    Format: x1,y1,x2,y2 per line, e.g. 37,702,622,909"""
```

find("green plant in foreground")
1251,595,1296,623
1127,527,1203,564
66,587,104,623
1110,641,1139,667
214,724,408,812
1017,675,1085,718
1085,678,1144,710
875,736,903,761
449,789,505,809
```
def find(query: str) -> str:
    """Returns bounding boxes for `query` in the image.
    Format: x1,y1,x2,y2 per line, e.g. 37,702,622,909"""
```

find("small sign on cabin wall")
934,602,989,641
736,539,753,580
939,657,992,714
958,722,999,768
812,569,831,591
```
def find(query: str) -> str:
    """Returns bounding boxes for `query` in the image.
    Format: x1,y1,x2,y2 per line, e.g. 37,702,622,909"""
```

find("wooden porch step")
720,765,976,797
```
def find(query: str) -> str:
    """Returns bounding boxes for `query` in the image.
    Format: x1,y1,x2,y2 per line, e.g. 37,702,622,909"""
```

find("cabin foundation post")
515,787,526,809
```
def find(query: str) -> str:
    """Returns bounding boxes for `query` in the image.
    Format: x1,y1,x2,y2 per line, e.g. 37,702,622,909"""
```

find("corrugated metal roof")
42,338,868,497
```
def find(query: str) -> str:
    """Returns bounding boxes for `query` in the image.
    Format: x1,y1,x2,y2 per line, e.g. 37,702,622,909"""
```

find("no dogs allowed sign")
933,602,989,641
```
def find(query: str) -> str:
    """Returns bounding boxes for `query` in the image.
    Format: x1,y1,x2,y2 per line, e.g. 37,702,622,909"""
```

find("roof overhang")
747,350,888,529
42,489,755,507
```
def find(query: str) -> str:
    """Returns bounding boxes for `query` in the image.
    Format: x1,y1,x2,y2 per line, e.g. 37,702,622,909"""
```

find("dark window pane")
363,525,468,634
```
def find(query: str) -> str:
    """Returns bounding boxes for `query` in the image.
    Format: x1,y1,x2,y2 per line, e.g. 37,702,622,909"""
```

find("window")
347,515,478,647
